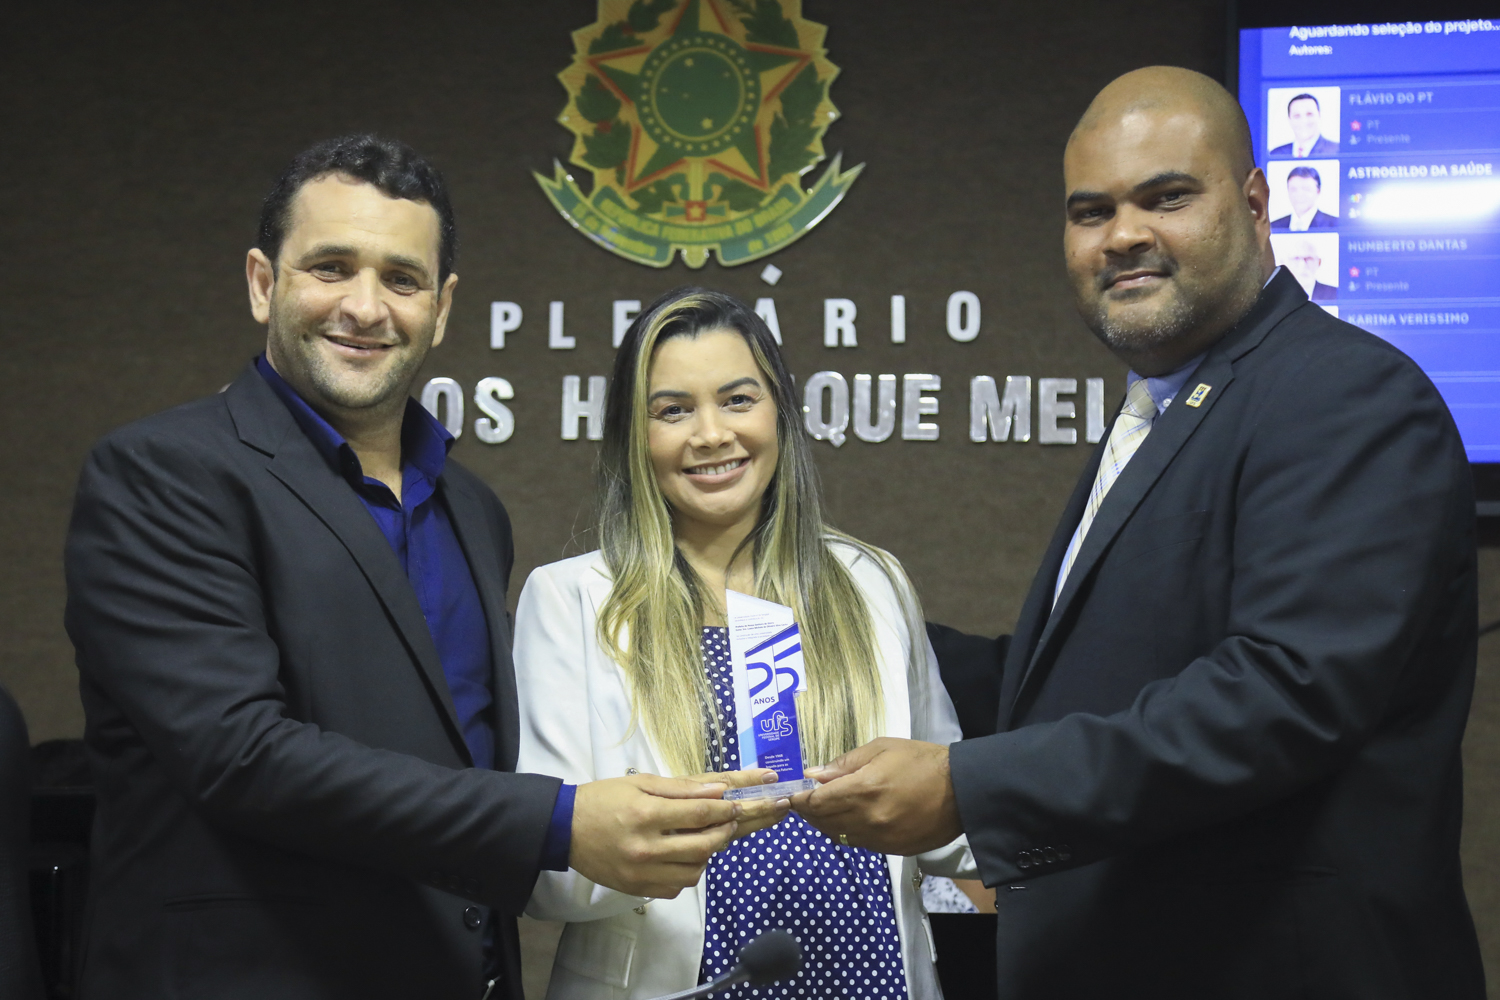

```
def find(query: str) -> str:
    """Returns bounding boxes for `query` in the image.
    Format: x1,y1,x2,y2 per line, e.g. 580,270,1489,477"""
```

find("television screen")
1236,14,1500,462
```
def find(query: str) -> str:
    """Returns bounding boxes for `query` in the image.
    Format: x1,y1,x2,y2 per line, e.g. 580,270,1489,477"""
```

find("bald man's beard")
1085,273,1206,354
1079,241,1263,357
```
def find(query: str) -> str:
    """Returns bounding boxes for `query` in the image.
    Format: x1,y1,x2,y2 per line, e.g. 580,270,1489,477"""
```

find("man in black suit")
793,67,1484,999
1269,92,1340,157
1271,165,1338,230
64,135,747,1000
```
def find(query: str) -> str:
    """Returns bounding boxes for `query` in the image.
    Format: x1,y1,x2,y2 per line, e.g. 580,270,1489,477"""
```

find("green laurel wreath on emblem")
536,0,863,268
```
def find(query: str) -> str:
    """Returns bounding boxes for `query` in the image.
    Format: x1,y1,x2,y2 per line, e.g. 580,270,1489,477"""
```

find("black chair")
932,912,999,1000
925,622,1008,742
0,682,45,1000
925,623,1006,1000
28,740,93,1000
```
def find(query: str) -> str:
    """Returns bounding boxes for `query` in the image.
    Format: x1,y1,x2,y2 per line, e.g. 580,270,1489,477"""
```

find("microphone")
648,929,802,999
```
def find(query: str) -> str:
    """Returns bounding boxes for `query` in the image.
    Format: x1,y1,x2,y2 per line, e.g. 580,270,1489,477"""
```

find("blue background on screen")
1240,22,1500,460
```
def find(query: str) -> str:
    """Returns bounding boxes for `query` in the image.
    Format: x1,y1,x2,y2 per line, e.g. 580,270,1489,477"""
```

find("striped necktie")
1053,378,1158,607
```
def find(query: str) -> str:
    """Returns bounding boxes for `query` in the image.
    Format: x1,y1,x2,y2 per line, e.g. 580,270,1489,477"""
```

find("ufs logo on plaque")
536,0,861,268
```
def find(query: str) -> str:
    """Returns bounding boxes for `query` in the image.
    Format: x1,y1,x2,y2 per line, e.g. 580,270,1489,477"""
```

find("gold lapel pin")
1184,383,1212,408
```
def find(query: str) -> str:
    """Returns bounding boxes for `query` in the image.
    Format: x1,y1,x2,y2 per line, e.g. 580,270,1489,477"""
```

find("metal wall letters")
431,294,1114,447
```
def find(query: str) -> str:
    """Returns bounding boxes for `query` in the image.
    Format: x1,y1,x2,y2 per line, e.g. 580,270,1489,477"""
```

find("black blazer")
1271,209,1338,230
64,366,560,1000
1270,136,1340,157
1309,279,1338,302
949,271,1484,999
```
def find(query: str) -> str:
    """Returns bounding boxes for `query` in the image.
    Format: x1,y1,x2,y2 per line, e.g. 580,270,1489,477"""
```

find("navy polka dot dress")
697,627,909,999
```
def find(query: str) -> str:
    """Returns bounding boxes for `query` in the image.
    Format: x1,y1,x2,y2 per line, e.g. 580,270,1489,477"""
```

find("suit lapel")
439,474,520,772
997,441,1104,728
1005,270,1311,723
225,368,469,760
1053,359,1234,617
1010,359,1235,716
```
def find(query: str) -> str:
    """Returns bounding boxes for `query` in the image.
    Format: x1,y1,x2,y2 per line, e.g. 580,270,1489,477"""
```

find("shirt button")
1042,847,1059,864
463,906,483,931
1017,852,1033,870
1058,844,1073,861
625,767,639,775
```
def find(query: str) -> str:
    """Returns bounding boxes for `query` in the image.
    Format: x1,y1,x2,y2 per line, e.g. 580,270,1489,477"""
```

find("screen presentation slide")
1240,20,1500,460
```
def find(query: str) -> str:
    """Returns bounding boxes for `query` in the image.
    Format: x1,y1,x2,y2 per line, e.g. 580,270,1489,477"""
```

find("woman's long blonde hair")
596,288,909,776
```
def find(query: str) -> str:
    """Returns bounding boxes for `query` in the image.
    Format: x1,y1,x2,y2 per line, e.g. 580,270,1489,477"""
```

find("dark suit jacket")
1311,279,1338,302
949,271,1484,999
1270,135,1340,157
0,684,44,1000
1271,209,1338,230
64,366,560,1000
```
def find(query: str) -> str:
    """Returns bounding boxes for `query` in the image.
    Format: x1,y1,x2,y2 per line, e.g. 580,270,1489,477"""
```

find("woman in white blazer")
515,288,974,1000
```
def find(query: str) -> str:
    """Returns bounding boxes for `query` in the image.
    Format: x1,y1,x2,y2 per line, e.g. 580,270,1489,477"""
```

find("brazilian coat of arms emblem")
536,0,862,268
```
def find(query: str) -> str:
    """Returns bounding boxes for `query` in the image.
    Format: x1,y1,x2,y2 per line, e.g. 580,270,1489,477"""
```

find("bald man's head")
1069,67,1255,180
1062,66,1274,375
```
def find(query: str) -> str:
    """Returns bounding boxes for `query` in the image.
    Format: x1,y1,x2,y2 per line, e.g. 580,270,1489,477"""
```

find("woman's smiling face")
646,328,780,536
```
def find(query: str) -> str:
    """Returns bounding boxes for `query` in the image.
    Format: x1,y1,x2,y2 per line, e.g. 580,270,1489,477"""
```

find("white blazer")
514,542,975,1000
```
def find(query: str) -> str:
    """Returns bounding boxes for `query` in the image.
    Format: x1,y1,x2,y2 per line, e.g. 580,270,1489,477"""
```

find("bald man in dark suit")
794,67,1482,1000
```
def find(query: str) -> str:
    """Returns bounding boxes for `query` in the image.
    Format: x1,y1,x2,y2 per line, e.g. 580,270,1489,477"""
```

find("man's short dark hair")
1287,93,1320,113
257,134,457,284
1287,165,1322,189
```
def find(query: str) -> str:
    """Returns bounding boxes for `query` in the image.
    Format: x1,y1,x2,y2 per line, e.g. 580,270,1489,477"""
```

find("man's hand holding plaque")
792,737,964,856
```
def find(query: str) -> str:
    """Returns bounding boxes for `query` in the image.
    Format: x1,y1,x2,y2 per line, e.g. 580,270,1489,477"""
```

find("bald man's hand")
790,738,963,855
569,775,740,898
